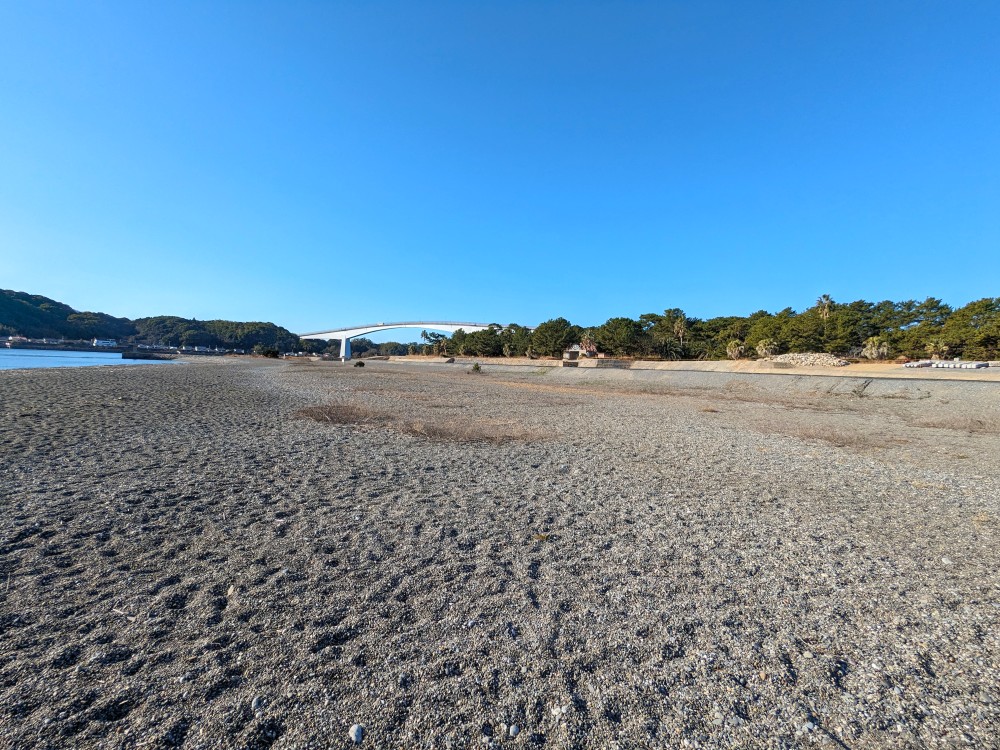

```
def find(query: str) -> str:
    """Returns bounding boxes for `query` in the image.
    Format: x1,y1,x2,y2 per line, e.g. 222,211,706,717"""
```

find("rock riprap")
764,352,851,366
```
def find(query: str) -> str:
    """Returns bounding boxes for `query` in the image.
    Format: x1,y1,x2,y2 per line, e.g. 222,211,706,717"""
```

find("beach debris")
906,359,989,369
349,723,365,744
533,533,551,542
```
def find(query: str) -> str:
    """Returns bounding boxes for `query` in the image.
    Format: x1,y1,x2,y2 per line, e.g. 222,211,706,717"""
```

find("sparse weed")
910,417,996,434
295,404,385,425
769,423,907,450
295,403,544,443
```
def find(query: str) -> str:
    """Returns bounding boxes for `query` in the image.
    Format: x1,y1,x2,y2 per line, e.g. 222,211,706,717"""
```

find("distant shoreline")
5,343,234,357
4,342,128,353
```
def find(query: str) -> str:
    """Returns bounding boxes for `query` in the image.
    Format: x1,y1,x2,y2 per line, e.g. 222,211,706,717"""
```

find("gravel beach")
2,358,998,749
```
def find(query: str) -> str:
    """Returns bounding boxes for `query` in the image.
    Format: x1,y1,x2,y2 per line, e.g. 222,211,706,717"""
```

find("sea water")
0,348,176,370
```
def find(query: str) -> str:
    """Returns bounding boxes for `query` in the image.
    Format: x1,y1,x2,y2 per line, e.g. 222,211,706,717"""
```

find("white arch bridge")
299,321,497,360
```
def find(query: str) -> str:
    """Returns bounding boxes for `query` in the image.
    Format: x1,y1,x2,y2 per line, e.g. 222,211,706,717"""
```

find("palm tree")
925,339,949,360
861,336,889,360
817,294,834,322
672,317,687,351
755,338,778,358
816,294,834,349
659,337,683,360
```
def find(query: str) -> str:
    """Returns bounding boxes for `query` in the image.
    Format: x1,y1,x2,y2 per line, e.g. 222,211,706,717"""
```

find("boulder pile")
764,352,850,367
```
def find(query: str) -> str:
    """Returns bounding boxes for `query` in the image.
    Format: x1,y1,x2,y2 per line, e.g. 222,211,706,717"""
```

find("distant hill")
131,315,299,351
0,289,135,341
0,289,299,352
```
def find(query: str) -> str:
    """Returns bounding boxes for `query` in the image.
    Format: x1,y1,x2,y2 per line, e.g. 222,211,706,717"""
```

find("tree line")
421,296,1000,361
4,289,998,360
298,337,422,357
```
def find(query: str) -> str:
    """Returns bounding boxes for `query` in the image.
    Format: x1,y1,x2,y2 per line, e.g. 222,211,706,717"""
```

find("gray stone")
349,724,365,744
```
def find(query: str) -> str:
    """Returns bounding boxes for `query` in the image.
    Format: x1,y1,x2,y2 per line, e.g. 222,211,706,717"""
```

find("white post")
340,337,351,361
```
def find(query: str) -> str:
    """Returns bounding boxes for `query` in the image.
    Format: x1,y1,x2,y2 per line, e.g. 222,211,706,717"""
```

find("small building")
564,341,598,361
92,339,117,347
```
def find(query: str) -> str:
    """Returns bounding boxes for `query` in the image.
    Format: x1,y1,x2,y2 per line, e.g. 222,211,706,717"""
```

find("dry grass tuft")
700,406,720,413
403,419,545,443
294,404,388,425
765,423,907,450
296,403,545,443
910,417,998,434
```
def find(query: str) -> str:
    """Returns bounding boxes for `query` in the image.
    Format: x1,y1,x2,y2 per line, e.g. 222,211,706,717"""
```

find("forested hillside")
0,290,299,352
0,290,135,340
131,316,298,351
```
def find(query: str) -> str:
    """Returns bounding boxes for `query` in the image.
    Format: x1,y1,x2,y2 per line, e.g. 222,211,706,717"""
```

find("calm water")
0,348,176,370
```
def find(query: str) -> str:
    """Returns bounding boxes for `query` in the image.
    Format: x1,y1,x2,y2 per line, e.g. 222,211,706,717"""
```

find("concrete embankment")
526,362,1000,409
378,356,1000,422
388,354,1000,382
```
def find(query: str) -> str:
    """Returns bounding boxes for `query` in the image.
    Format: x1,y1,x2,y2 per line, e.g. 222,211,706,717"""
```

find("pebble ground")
1,358,998,749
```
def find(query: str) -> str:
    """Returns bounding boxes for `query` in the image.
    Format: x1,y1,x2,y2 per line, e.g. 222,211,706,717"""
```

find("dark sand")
1,359,998,749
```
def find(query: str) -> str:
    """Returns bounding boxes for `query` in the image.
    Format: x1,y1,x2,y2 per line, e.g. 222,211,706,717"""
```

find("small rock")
251,695,264,711
509,724,520,737
482,723,493,737
349,724,365,744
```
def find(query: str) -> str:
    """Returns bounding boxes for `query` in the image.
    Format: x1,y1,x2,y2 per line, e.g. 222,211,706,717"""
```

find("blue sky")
2,1,998,339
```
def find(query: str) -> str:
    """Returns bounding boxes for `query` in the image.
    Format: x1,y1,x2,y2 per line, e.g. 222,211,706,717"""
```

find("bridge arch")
299,321,497,360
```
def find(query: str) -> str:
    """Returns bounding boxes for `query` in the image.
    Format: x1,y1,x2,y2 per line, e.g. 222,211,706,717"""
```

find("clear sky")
2,1,998,337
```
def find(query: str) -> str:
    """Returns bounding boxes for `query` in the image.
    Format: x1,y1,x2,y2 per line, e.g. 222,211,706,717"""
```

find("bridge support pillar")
339,337,351,361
